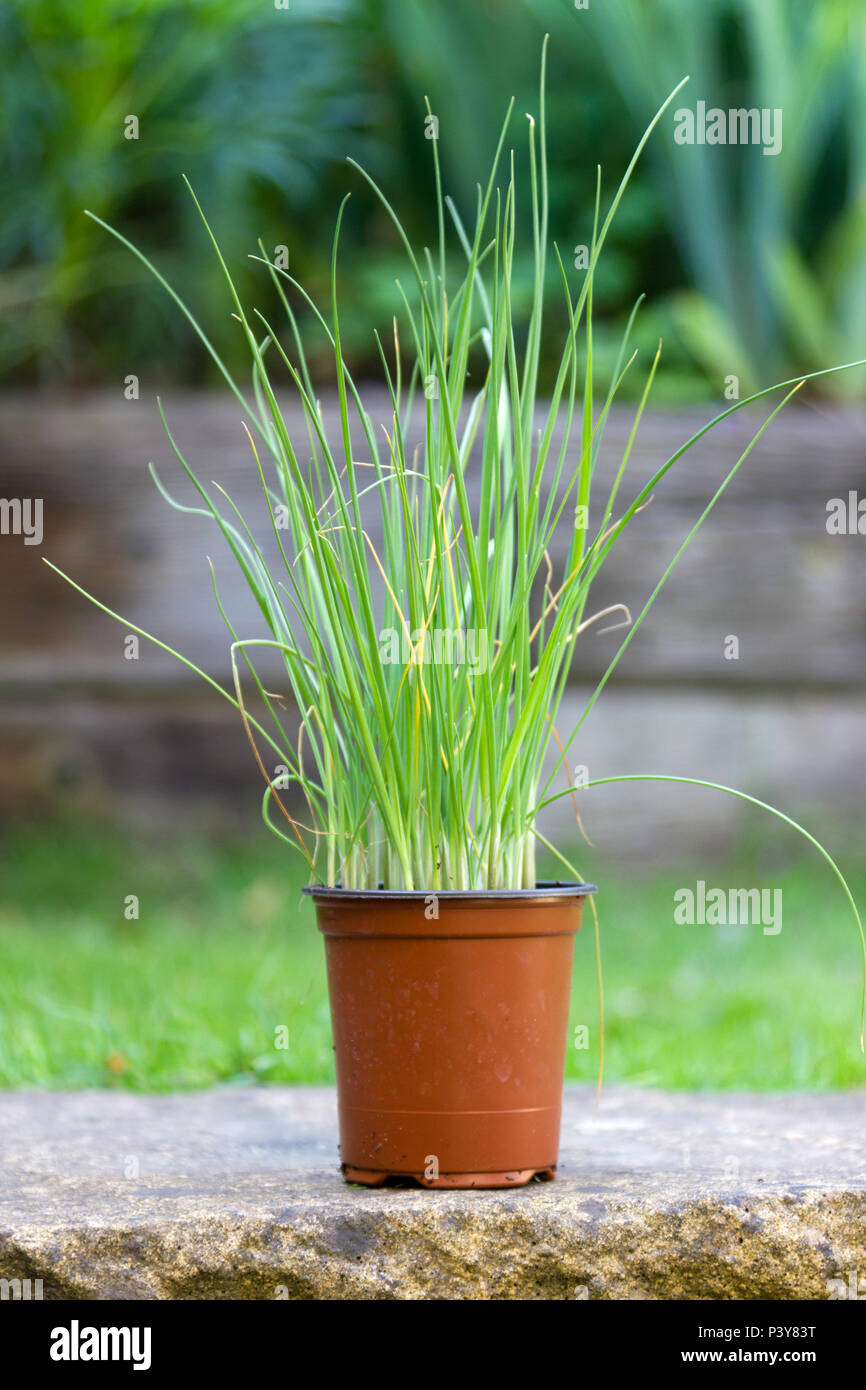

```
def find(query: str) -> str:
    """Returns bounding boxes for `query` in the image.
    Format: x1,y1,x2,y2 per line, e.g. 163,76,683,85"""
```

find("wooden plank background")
1,390,864,856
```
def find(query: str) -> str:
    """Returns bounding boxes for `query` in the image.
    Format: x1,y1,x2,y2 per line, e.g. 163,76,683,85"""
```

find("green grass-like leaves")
44,37,866,1002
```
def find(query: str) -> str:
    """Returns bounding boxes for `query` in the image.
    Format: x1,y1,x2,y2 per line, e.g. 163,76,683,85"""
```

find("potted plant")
49,43,865,1188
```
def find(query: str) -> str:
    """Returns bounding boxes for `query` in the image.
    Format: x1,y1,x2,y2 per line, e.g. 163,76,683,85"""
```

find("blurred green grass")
0,824,863,1090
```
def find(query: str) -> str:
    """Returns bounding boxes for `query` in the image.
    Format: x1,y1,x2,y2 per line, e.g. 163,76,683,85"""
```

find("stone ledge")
1,1086,864,1300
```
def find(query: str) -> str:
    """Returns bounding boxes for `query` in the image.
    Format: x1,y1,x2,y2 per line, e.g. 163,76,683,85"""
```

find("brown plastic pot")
305,881,596,1189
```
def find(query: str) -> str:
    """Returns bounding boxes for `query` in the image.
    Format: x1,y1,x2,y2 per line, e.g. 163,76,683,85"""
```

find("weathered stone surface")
1,1086,864,1300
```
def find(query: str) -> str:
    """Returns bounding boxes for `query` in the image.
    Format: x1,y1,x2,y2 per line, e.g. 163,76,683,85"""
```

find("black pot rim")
303,879,597,902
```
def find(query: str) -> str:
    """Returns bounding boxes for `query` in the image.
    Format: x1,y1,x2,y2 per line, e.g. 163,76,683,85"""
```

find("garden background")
1,0,865,1091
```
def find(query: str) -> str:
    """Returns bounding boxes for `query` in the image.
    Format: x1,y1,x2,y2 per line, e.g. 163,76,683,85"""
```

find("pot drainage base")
341,1164,557,1190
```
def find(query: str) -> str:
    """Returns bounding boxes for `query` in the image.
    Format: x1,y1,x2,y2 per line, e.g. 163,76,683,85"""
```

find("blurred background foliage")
2,1,865,1095
1,0,863,395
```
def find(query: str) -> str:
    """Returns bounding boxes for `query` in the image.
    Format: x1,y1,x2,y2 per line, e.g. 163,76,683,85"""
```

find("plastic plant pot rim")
303,880,597,904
